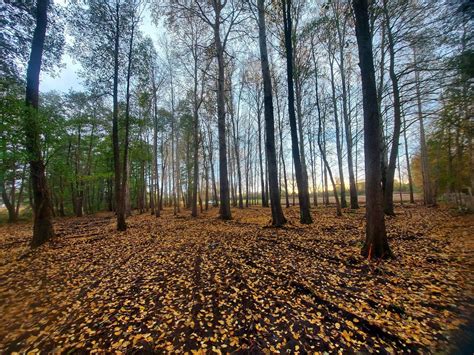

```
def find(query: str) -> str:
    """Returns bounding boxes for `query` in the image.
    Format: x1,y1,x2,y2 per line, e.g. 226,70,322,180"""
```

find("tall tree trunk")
191,51,200,217
74,124,83,217
213,6,231,219
257,99,267,207
402,111,415,203
160,141,166,211
353,0,391,259
152,67,160,217
25,0,54,246
119,15,136,229
112,2,126,231
275,86,290,208
0,177,16,223
282,0,312,224
207,124,218,207
15,164,27,219
335,12,359,209
308,126,318,207
230,82,244,209
414,48,435,206
312,46,342,216
201,134,210,211
382,0,402,216
245,123,251,207
329,53,347,208
397,153,403,204
294,71,310,208
257,0,286,226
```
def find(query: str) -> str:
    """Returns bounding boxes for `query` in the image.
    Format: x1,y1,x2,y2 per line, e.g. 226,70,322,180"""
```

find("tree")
169,0,245,219
0,0,64,81
167,11,211,217
380,0,402,216
0,80,28,223
310,37,342,217
25,0,55,247
69,0,144,230
255,0,286,226
281,0,312,224
414,47,436,206
331,0,359,209
353,0,391,259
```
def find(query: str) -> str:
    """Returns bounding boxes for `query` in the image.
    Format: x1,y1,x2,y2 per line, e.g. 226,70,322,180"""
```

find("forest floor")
0,205,473,353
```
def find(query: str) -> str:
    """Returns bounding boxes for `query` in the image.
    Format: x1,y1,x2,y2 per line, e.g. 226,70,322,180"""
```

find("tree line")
0,0,472,258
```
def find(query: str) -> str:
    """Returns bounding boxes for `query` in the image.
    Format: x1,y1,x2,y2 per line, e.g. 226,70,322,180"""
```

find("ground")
0,205,473,353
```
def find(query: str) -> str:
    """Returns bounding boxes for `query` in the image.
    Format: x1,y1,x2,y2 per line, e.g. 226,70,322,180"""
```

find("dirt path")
0,206,472,353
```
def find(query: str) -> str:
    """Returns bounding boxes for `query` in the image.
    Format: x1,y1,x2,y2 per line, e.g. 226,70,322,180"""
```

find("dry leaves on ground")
0,205,473,353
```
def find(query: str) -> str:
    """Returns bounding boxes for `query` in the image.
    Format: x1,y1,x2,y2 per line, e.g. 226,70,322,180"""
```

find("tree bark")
25,0,55,247
282,0,312,224
191,45,200,217
152,67,161,217
274,84,290,208
256,95,268,207
119,13,136,228
257,0,286,226
112,2,126,231
337,35,359,209
213,2,231,220
353,0,391,259
382,0,402,216
312,44,342,217
402,111,415,203
329,52,347,209
230,84,244,209
414,48,435,206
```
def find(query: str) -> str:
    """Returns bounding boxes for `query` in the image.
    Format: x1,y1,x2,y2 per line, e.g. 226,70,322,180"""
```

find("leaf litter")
0,205,472,353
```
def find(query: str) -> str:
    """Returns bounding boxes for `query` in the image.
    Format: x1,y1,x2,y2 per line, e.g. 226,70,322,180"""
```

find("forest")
0,0,473,353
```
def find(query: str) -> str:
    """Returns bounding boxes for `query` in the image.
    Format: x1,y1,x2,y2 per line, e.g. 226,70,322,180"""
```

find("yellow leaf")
341,330,351,343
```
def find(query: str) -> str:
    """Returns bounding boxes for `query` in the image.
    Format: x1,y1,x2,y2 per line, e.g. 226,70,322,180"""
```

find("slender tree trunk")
112,2,126,231
25,0,54,246
275,89,290,208
119,16,136,229
312,51,342,216
308,126,318,207
294,73,310,208
0,177,16,223
329,53,347,208
230,82,244,209
74,124,83,217
353,0,391,259
257,100,268,207
15,164,27,218
207,124,218,207
335,17,359,209
402,111,415,203
152,68,161,217
414,48,435,206
382,0,402,216
191,50,200,217
397,153,403,204
257,0,286,226
245,123,251,207
212,4,231,219
201,134,209,211
282,0,312,224
160,141,166,211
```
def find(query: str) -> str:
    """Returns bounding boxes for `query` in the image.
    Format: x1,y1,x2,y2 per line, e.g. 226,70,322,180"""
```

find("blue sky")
40,3,158,94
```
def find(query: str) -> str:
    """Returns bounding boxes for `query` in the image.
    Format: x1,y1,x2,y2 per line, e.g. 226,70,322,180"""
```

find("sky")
40,3,159,94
